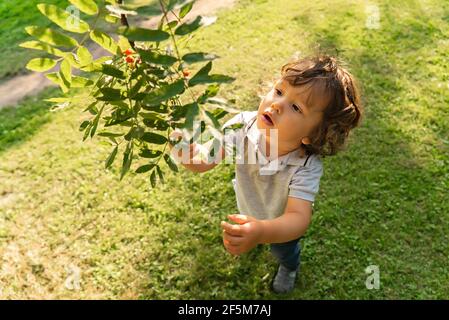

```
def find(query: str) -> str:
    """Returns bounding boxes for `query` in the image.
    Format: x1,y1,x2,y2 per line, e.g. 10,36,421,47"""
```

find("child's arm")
258,197,312,244
168,132,226,173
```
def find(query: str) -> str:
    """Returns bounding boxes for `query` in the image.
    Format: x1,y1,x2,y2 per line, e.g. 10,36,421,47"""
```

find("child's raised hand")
221,214,263,256
168,130,200,163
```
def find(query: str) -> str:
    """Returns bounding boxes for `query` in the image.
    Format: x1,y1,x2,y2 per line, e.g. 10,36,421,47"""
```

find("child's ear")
301,137,311,145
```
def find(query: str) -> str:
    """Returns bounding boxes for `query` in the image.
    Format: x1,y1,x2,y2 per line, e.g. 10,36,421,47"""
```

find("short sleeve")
288,156,323,202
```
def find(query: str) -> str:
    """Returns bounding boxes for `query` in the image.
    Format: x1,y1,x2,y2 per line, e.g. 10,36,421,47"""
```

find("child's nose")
271,101,285,113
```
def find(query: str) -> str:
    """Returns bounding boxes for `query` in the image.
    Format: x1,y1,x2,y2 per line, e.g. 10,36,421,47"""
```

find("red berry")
182,69,190,77
126,56,135,64
124,49,134,56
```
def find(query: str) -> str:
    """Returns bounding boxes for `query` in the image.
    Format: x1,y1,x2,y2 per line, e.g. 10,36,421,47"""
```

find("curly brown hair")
280,55,363,157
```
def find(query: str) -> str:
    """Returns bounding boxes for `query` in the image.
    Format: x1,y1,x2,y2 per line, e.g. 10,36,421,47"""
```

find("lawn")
0,0,448,299
0,0,73,79
0,0,158,80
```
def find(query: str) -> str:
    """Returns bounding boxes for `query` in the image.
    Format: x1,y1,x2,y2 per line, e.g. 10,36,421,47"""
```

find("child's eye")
292,104,302,113
275,89,282,96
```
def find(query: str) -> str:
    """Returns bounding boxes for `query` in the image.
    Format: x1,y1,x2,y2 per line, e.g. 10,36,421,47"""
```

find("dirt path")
0,0,235,109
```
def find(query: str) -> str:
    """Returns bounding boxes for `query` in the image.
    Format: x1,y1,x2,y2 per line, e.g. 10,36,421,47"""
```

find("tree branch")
117,0,136,50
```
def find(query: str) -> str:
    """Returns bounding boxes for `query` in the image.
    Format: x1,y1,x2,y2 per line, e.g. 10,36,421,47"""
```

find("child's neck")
260,134,304,160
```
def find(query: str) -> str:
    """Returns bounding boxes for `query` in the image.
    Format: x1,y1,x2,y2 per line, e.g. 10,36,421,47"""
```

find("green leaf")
104,14,119,24
142,104,168,113
143,80,185,105
68,0,99,15
156,165,165,184
139,111,165,121
25,26,78,47
141,132,167,145
37,4,90,34
120,142,133,180
137,49,177,66
124,126,145,141
197,84,219,104
62,52,82,68
225,123,244,131
77,46,93,66
179,1,194,19
165,20,178,30
84,101,97,113
183,102,199,130
166,0,181,10
79,120,90,131
60,59,72,84
83,123,92,140
71,76,94,87
182,52,218,64
45,97,70,103
90,30,119,55
99,87,122,101
46,72,69,92
143,119,169,131
135,164,155,173
105,146,118,169
150,170,157,188
175,16,202,35
188,60,211,81
205,110,220,129
80,62,103,72
129,76,145,98
135,4,162,17
90,105,104,137
98,131,124,138
19,41,64,57
188,62,234,86
139,149,162,158
209,107,228,120
26,58,57,72
118,26,169,42
164,154,178,172
117,35,132,53
101,64,125,79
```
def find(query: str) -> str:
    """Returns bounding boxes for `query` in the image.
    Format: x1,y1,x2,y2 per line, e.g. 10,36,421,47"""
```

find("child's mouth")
261,113,274,126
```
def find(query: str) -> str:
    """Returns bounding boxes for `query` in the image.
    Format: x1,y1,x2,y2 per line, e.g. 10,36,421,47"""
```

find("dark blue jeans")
270,237,301,271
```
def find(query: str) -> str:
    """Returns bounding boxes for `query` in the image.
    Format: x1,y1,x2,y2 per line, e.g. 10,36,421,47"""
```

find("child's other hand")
221,214,263,256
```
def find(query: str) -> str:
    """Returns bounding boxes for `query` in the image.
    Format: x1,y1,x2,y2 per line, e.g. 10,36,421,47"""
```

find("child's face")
256,79,327,153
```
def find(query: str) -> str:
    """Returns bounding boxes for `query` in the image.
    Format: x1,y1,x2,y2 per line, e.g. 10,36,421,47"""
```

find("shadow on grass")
0,88,58,156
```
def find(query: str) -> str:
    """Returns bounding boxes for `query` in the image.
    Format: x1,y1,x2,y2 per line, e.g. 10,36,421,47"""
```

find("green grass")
0,0,73,79
0,0,136,81
0,0,448,299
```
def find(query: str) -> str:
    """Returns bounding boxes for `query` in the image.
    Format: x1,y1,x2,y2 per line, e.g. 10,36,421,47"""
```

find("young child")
169,55,363,293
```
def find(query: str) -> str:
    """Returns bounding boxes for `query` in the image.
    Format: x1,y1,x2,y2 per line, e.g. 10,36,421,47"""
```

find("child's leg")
270,237,301,271
270,238,302,293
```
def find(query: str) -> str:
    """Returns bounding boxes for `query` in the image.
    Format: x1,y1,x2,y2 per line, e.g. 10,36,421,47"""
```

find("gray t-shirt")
222,111,323,220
